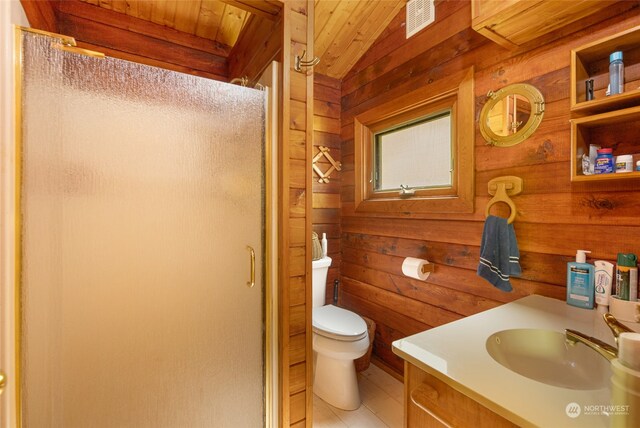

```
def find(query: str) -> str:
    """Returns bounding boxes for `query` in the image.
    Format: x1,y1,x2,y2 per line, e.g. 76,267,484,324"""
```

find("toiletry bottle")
609,51,624,95
616,253,638,301
615,154,633,173
594,260,614,313
567,250,595,309
321,232,328,258
594,148,614,174
585,79,594,101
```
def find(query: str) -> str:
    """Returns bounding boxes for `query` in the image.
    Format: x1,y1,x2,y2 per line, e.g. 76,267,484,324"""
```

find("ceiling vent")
406,0,435,39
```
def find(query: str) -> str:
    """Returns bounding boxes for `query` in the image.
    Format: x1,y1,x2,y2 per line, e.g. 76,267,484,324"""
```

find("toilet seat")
313,305,367,341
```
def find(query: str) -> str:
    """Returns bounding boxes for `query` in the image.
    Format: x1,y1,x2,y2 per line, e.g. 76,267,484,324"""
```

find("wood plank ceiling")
77,0,280,47
22,0,405,81
314,0,405,78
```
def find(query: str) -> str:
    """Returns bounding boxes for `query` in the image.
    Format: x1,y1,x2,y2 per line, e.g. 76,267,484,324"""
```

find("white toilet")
312,256,369,410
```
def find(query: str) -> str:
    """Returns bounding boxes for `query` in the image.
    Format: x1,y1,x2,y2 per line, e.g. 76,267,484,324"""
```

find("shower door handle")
246,246,255,288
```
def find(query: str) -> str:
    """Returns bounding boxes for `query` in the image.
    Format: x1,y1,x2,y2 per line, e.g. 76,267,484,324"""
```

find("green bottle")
616,253,638,301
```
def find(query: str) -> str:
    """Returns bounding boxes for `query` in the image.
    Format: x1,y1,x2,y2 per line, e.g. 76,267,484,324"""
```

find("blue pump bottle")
567,250,595,309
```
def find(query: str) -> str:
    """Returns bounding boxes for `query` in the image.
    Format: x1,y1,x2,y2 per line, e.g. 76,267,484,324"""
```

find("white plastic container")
321,232,328,258
595,260,614,311
616,154,633,173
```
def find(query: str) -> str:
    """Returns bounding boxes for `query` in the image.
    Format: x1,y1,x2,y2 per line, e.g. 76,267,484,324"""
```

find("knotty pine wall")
282,2,313,427
312,73,342,303
338,0,640,374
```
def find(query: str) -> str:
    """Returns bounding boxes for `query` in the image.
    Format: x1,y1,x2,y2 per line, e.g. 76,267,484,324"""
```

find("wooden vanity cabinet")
404,362,517,428
471,0,617,49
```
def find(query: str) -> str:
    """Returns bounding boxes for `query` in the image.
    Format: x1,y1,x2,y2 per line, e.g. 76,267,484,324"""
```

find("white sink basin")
486,328,611,390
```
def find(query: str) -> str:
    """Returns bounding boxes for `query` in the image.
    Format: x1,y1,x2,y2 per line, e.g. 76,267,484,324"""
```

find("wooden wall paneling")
303,2,314,426
56,40,222,81
58,0,231,57
342,232,570,286
289,391,306,426
339,290,428,373
342,0,470,98
228,11,283,82
56,10,228,79
339,2,640,375
290,276,306,307
345,11,407,78
289,333,306,365
290,71,307,102
312,73,341,306
290,188,306,218
290,362,306,394
289,129,306,160
20,0,58,32
279,3,292,425
279,1,313,426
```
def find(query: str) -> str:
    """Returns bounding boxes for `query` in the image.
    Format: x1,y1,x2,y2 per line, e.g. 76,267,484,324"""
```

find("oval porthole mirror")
479,83,545,147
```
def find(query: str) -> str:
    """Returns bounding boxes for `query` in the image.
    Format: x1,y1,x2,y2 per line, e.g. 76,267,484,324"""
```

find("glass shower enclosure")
16,29,266,427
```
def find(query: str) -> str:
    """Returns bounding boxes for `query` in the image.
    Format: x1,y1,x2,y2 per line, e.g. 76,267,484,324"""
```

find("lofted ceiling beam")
56,1,232,58
228,13,283,81
20,0,58,32
53,1,228,80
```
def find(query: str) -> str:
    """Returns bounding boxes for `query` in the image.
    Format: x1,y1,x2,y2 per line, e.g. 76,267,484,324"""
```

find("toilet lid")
313,305,367,341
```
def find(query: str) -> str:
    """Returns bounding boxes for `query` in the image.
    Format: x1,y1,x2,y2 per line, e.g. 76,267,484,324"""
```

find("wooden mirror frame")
479,83,545,147
354,67,474,214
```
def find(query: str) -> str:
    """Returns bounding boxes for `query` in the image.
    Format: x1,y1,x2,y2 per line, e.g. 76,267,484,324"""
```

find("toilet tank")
312,256,332,307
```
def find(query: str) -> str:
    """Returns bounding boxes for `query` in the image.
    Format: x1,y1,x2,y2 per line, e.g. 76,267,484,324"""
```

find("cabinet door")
472,0,616,49
405,363,518,428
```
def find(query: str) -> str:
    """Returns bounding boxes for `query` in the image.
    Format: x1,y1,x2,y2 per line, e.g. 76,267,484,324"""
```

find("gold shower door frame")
11,26,275,428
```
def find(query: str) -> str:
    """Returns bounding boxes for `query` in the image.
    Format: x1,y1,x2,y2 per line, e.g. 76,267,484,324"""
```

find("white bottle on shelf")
321,233,328,258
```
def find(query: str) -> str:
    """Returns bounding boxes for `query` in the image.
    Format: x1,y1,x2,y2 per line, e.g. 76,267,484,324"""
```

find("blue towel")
477,215,521,292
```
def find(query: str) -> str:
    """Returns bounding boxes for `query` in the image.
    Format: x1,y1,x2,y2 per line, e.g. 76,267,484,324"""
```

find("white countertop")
392,295,624,428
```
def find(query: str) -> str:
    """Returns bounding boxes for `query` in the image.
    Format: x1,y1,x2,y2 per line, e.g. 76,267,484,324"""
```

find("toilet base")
313,351,361,410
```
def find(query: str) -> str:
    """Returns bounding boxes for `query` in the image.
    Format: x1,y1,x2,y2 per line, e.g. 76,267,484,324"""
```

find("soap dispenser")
567,250,595,309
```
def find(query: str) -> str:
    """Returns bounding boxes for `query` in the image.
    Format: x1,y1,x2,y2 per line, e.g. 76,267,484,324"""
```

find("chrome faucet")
565,313,634,362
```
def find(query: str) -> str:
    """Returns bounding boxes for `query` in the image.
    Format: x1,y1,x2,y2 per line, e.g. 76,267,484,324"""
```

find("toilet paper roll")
619,332,640,371
402,257,431,281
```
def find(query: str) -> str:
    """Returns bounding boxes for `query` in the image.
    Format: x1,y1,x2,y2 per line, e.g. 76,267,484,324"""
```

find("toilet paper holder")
421,263,435,274
402,257,435,281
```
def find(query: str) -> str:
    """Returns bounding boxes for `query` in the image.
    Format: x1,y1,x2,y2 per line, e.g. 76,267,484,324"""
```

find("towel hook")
485,176,523,224
294,50,320,73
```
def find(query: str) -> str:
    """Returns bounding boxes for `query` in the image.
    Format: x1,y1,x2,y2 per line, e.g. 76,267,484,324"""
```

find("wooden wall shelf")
572,89,640,114
570,105,640,182
571,24,640,113
570,25,640,182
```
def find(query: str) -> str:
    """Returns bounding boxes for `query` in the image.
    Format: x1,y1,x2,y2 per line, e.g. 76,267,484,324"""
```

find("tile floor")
313,363,404,428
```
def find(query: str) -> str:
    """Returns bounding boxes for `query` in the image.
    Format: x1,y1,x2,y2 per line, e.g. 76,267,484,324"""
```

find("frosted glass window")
374,111,452,191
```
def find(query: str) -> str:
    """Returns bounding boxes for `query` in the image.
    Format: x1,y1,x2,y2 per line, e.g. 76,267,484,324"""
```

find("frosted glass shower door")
18,31,265,427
